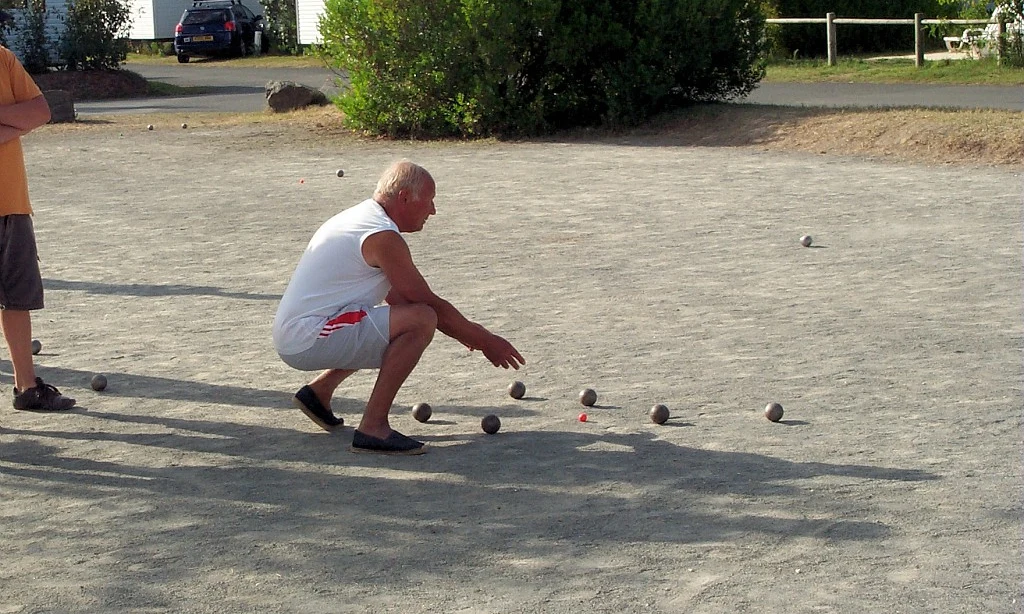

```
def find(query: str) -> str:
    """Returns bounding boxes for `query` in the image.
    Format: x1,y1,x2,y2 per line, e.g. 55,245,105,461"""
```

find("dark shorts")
0,214,44,311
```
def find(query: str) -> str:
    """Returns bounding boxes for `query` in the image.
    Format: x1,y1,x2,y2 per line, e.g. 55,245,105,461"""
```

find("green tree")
262,0,298,54
15,1,49,74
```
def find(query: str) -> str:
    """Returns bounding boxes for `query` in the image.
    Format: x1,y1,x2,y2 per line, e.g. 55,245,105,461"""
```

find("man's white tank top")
272,199,400,355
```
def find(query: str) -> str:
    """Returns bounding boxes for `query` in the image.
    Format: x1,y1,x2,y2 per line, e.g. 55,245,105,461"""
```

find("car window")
182,9,226,26
236,6,254,20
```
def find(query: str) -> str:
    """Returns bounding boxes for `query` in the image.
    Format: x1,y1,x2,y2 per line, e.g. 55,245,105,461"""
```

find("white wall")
126,0,155,39
127,0,269,40
153,0,195,39
296,0,325,45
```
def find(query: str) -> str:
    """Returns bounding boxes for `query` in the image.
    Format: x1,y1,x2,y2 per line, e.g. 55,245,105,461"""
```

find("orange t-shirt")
0,45,43,216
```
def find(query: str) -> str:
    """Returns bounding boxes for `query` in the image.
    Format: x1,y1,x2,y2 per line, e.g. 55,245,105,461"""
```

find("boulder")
265,80,329,113
42,90,75,123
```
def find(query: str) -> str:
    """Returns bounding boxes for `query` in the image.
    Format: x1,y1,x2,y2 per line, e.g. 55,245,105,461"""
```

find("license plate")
193,35,214,42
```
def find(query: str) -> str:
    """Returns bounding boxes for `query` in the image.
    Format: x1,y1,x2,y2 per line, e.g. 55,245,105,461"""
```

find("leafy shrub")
319,0,765,138
58,0,131,71
125,39,157,55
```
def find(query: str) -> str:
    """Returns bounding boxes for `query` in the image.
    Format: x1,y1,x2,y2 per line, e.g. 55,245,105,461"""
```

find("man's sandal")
350,430,427,455
293,385,343,431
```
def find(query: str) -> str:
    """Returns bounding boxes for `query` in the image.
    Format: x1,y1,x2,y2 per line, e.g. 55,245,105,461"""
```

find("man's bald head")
374,160,434,205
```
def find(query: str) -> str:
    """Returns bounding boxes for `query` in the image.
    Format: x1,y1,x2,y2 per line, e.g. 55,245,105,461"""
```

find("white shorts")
278,305,391,371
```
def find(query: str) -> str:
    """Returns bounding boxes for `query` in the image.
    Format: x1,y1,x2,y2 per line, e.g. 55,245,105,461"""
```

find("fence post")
827,12,837,66
914,13,924,67
996,17,1006,65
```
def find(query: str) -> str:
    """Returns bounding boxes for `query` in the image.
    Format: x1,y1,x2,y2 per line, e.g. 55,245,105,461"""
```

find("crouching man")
273,160,525,455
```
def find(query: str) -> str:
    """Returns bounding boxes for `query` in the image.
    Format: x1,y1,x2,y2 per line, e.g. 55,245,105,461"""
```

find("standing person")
0,45,75,411
273,160,524,455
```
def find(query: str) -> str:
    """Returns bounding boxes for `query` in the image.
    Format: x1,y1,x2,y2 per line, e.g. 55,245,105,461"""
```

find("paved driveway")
76,63,346,115
72,62,1024,116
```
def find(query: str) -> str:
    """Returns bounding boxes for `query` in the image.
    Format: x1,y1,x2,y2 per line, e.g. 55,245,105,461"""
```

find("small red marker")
578,412,588,422
299,178,306,184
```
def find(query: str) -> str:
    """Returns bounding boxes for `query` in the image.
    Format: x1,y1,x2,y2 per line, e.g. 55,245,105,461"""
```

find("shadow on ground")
44,278,279,301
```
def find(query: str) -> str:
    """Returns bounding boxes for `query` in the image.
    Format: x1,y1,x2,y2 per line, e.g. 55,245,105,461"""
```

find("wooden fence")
766,14,998,67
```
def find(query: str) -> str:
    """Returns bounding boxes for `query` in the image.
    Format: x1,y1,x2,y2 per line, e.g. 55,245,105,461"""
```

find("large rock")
265,80,328,113
42,89,75,123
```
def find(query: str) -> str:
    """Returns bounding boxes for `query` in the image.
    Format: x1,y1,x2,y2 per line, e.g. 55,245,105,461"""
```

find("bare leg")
1,310,36,392
306,368,356,411
356,304,436,439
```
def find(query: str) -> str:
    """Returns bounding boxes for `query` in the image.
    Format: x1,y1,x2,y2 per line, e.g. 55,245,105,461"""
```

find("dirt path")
1,118,1020,613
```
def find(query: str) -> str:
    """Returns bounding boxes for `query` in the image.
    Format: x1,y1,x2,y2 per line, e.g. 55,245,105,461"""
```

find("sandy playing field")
1,115,1021,613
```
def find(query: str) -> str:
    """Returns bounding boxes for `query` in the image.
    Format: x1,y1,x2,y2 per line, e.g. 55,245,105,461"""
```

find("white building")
295,0,325,45
126,0,268,40
126,0,194,39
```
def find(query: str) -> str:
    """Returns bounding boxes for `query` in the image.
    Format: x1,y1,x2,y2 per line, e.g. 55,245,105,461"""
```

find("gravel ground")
0,118,1020,613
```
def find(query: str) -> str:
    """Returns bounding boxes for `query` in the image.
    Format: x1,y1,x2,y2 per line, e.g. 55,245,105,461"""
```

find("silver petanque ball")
508,380,526,399
764,402,784,422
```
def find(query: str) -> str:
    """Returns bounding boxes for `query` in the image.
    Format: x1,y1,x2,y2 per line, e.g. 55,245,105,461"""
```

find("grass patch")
123,53,329,69
765,56,1024,85
146,80,209,96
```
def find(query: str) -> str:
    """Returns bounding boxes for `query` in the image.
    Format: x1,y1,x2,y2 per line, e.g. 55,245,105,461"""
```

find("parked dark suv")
174,0,267,63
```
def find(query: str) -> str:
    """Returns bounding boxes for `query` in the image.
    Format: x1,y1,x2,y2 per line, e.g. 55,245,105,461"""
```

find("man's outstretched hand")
475,334,525,369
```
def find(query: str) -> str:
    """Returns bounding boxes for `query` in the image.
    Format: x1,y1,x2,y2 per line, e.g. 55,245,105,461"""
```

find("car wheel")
231,33,244,57
177,53,189,63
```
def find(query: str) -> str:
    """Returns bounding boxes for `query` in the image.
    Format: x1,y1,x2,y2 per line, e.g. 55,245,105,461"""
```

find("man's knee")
412,304,438,338
391,303,437,339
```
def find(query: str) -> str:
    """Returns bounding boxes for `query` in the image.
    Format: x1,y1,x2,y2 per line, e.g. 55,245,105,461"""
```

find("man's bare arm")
365,230,525,369
0,95,51,133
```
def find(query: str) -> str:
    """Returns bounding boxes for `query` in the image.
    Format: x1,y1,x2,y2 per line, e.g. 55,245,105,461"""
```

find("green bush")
58,0,131,71
319,0,765,138
126,39,159,55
